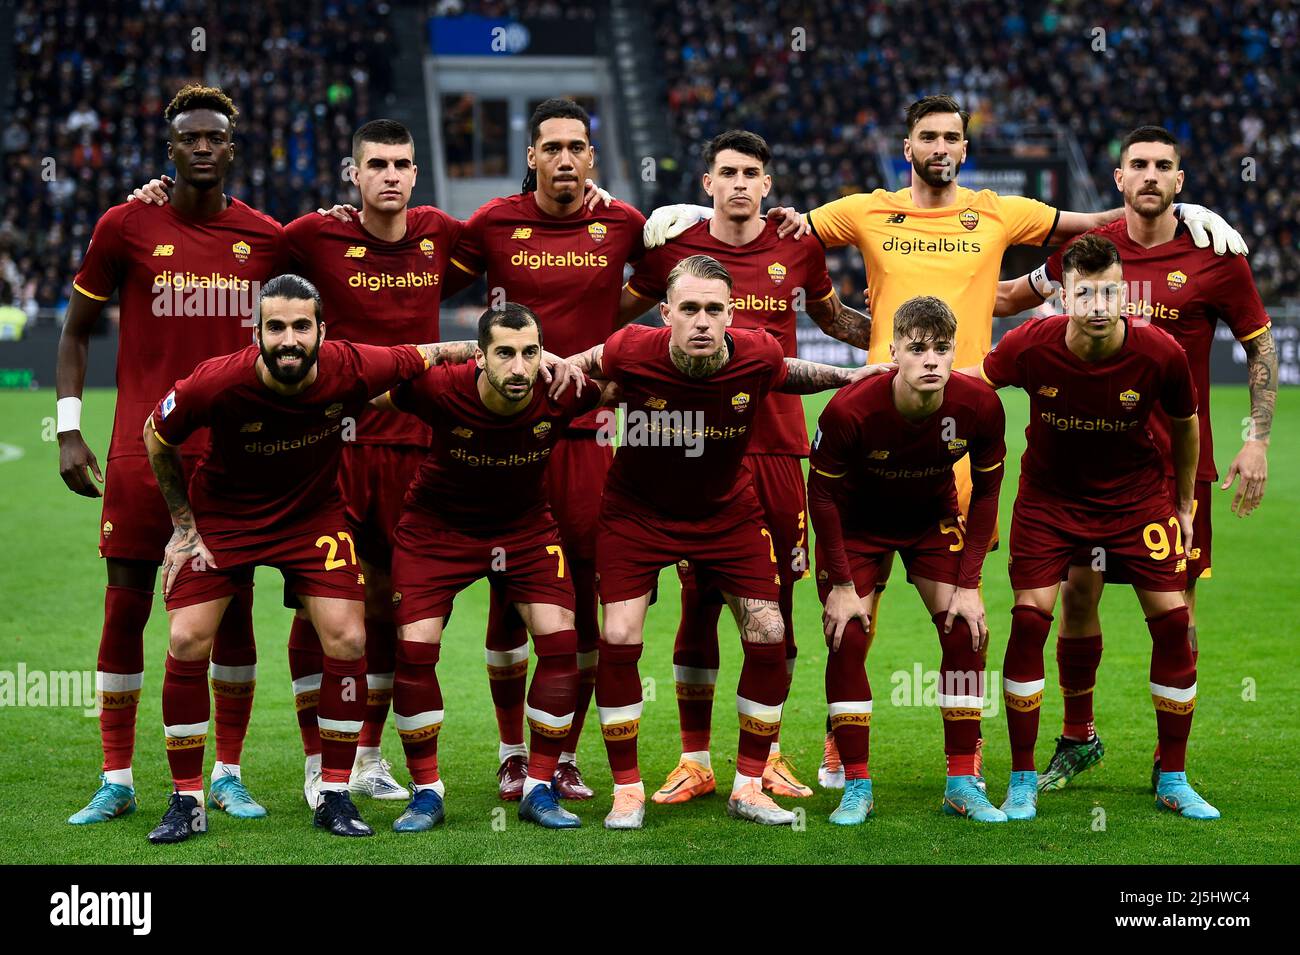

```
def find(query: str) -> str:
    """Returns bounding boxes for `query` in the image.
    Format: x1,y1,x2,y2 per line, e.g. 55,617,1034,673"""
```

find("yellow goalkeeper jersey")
807,186,1059,368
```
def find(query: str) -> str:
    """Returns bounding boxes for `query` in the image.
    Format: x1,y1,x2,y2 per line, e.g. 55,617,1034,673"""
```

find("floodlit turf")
0,385,1295,864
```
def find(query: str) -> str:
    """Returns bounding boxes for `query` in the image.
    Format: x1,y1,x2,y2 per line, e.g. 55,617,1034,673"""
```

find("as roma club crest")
958,209,979,232
1119,389,1140,411
1166,269,1188,292
588,222,607,243
232,240,251,263
767,262,787,286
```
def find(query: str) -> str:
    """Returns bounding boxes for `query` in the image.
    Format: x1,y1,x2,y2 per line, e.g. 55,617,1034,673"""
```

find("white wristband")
56,396,82,434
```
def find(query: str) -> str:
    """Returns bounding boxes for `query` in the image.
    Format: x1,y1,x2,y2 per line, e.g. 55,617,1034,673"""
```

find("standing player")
565,255,882,829
445,98,647,799
278,120,464,806
978,235,1218,821
57,85,281,824
141,275,437,842
618,129,871,804
809,295,1007,825
994,126,1277,791
373,304,600,831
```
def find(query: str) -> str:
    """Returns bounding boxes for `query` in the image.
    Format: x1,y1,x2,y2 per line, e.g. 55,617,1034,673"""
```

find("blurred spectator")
3,0,396,310
0,281,28,340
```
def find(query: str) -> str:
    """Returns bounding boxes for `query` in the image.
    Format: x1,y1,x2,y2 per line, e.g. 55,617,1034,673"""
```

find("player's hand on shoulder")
823,583,870,652
128,175,173,205
316,203,359,221
1177,203,1249,256
849,361,895,383
944,586,989,652
541,350,583,400
583,178,614,211
57,431,104,497
766,206,809,240
643,204,714,248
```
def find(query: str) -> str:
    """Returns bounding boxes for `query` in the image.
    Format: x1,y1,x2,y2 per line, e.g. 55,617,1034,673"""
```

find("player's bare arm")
1223,328,1277,516
143,414,216,597
806,290,872,351
1169,412,1201,553
617,285,658,327
563,343,605,378
777,357,891,394
55,290,108,497
995,275,1044,317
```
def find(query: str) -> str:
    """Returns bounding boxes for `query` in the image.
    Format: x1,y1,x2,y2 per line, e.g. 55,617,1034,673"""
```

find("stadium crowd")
1,0,394,314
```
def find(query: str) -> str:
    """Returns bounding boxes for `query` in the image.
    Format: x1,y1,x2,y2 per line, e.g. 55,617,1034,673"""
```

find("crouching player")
565,254,884,829
809,295,1007,825
374,303,600,831
142,275,438,842
978,235,1216,820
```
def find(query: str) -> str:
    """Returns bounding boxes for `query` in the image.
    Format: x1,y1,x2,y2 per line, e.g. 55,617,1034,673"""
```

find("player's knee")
318,627,366,660
168,625,213,661
600,619,643,646
741,618,784,646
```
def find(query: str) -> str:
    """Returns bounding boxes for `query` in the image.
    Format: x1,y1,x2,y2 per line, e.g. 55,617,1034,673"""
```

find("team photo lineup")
2,1,1294,875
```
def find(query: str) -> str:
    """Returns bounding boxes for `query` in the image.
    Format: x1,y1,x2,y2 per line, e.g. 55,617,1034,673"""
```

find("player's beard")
670,342,729,379
913,154,961,189
262,335,320,385
1128,183,1175,219
486,366,534,403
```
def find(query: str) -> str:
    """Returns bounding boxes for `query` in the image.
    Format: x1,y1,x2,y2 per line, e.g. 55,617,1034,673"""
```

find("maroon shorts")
678,453,809,596
1065,479,1211,587
1010,489,1187,593
165,513,365,611
544,431,613,561
597,488,781,604
338,443,425,570
391,509,576,625
99,454,200,562
815,517,965,600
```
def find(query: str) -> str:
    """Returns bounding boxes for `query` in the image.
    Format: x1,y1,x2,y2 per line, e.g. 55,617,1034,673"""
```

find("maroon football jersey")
811,369,1006,534
600,324,788,519
73,199,286,461
151,341,427,542
284,207,464,449
1044,219,1270,480
449,192,645,429
981,315,1197,509
626,218,834,457
389,360,600,533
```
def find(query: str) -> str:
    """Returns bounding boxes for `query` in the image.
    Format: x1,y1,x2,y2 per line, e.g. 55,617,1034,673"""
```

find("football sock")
1004,605,1053,773
673,575,721,755
359,618,396,749
210,587,256,767
825,617,871,780
562,556,600,756
162,653,209,793
1058,633,1103,741
935,611,983,777
393,640,444,787
97,585,150,775
288,616,323,757
485,592,528,751
318,654,366,787
1148,606,1196,773
596,639,643,785
525,628,578,785
736,641,786,778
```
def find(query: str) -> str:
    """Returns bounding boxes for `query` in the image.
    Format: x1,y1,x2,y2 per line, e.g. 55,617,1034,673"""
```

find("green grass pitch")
0,385,1295,864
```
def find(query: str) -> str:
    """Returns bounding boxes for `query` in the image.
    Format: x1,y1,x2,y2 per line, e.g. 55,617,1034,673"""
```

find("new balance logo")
240,422,262,432
1037,386,1059,398
511,227,533,240
151,245,175,257
885,213,906,224
344,246,367,258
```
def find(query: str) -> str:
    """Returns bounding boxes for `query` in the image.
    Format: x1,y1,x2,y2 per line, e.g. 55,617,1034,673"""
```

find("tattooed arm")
143,415,216,598
1223,328,1277,516
417,340,476,366
805,289,871,351
564,343,606,377
777,357,892,394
